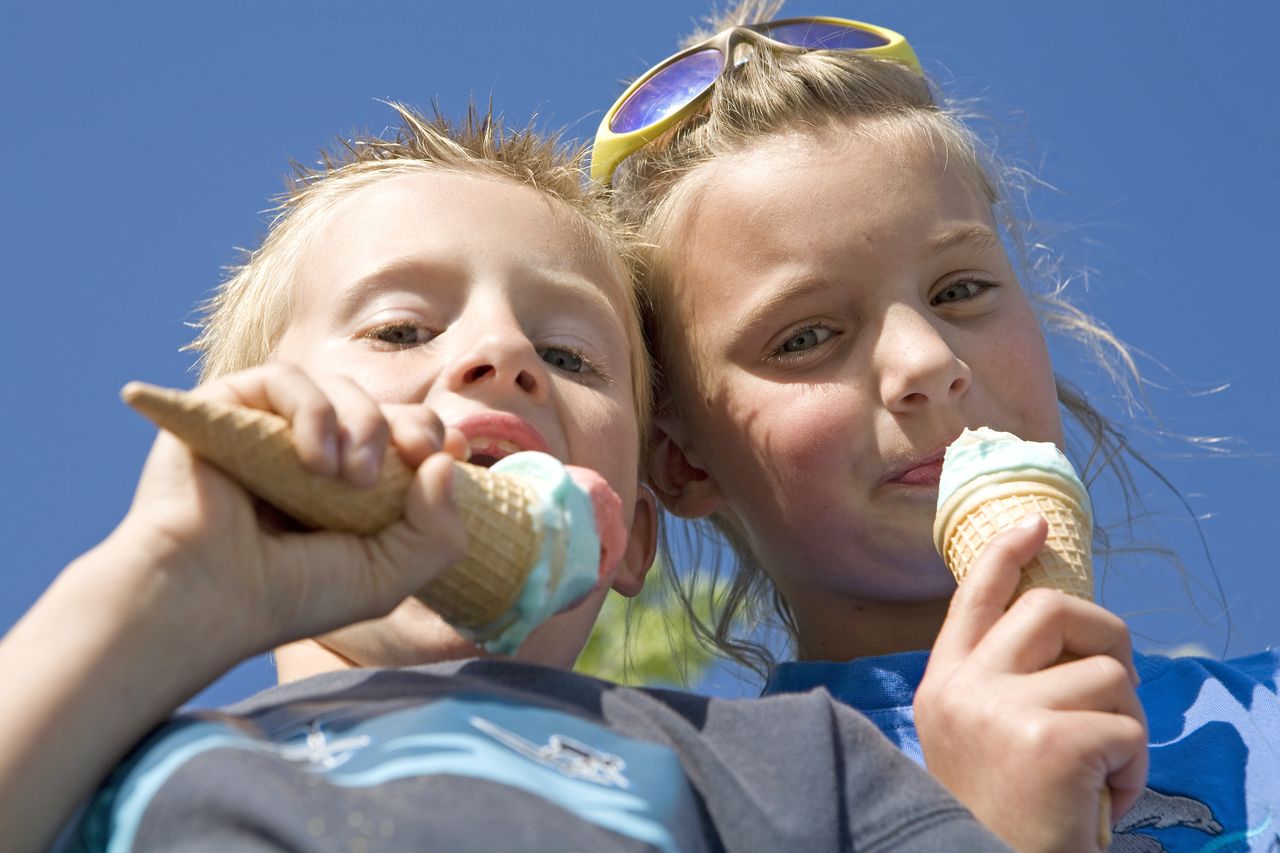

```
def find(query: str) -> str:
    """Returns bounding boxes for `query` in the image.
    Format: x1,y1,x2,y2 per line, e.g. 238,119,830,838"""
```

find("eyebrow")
925,224,1000,254
333,258,625,335
527,266,626,329
331,258,459,322
733,275,844,337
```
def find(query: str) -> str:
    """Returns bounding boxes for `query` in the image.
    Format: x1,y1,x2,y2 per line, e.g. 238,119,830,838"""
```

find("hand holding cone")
121,381,620,652
933,427,1110,849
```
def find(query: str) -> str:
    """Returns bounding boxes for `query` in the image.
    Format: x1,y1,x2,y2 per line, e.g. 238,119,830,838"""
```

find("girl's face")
275,169,650,669
656,125,1062,643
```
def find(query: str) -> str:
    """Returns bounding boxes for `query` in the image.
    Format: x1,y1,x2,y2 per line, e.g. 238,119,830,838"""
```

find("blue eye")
932,280,988,305
779,325,832,354
539,346,586,373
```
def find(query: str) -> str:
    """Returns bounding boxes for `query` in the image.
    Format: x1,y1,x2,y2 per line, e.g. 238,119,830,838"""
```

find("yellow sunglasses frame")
591,16,921,185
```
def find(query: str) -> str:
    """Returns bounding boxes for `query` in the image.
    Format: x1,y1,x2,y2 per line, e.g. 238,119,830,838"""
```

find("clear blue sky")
3,2,1277,708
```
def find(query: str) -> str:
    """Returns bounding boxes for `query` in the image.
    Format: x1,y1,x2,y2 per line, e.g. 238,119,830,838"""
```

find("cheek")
563,390,639,485
694,375,856,504
981,312,1062,441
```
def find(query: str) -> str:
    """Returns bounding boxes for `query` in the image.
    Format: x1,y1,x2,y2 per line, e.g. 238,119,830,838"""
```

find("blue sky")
3,2,1277,708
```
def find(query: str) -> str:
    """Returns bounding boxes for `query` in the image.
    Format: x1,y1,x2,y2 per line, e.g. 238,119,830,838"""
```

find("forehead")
665,125,994,290
705,125,987,241
296,169,631,313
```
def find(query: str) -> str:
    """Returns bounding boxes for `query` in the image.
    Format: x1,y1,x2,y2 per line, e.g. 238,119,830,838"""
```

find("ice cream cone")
933,428,1109,848
935,481,1093,602
120,381,546,633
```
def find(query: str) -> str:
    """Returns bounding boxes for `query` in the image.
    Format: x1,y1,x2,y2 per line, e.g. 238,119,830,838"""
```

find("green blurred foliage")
574,558,723,688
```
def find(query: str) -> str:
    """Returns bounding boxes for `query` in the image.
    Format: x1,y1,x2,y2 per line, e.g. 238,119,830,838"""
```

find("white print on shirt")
276,720,372,771
469,715,631,789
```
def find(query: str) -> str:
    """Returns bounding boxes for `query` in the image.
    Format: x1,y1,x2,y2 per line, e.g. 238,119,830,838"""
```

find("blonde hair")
611,7,1175,675
188,101,650,431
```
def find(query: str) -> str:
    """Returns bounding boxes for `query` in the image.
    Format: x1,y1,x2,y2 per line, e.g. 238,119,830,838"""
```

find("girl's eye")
932,279,990,305
777,325,833,355
365,322,436,347
539,346,587,373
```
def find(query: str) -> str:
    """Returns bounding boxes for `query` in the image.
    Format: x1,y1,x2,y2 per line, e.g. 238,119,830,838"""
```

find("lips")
896,458,944,486
885,447,948,486
449,412,553,467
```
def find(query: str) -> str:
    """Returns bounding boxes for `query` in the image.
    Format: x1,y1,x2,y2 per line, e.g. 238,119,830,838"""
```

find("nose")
442,322,549,405
874,305,971,413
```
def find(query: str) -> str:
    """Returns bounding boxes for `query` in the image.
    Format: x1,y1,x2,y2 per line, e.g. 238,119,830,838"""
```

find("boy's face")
274,169,646,668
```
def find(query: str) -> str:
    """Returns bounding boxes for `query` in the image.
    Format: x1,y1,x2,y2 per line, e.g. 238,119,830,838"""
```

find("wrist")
72,521,265,677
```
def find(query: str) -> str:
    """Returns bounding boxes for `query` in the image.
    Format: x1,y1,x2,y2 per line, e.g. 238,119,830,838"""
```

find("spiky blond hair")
188,101,650,430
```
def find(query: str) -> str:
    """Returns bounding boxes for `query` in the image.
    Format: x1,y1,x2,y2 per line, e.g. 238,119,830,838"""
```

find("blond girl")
598,7,1279,852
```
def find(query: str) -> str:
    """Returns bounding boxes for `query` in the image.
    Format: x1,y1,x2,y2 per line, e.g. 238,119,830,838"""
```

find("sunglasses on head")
591,16,921,185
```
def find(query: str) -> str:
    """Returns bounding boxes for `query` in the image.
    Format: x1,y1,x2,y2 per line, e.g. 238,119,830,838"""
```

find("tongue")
565,466,627,580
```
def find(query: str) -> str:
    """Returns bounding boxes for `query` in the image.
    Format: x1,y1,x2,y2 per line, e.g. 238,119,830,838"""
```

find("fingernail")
322,433,341,476
347,445,380,488
1016,514,1042,529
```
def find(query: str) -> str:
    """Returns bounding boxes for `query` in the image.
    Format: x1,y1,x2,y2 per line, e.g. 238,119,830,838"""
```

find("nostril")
463,364,494,383
515,370,537,393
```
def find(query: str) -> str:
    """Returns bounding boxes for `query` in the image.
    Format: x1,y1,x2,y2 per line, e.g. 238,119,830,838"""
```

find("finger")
384,404,449,468
1020,656,1146,723
198,363,339,477
1055,709,1150,820
317,376,389,489
975,589,1137,677
441,424,469,462
931,515,1048,665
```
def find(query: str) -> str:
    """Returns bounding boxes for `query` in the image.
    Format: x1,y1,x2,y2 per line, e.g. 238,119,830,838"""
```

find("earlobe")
611,484,659,598
647,422,725,519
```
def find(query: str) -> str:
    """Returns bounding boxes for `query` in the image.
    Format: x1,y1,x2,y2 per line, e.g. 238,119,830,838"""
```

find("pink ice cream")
567,464,627,583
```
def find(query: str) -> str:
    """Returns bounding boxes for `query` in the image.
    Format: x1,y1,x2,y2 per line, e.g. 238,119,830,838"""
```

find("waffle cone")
935,474,1110,848
936,478,1093,602
121,381,544,630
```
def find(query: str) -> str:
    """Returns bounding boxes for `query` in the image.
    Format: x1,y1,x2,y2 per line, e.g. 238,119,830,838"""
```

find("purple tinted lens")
763,21,888,50
610,48,723,134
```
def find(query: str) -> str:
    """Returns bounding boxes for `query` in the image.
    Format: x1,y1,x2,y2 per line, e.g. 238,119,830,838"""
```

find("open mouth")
466,437,523,469
452,412,553,468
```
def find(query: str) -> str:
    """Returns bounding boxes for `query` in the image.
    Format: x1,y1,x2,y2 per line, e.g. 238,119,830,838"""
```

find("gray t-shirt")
69,659,1009,852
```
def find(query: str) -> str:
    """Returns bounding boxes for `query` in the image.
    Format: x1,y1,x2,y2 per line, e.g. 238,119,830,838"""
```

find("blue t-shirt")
766,649,1280,852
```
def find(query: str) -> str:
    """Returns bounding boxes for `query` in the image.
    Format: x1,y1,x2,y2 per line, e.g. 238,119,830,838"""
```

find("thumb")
933,514,1048,664
380,453,469,584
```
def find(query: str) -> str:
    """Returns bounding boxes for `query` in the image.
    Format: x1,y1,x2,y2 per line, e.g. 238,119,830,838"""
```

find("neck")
273,638,361,684
791,596,951,661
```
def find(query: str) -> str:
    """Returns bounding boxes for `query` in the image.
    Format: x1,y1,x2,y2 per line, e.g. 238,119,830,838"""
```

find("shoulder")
1135,649,1280,694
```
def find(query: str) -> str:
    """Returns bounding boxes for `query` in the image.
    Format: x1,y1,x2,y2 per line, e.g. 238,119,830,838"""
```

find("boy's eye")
932,279,989,305
539,346,586,373
779,325,832,354
366,322,435,346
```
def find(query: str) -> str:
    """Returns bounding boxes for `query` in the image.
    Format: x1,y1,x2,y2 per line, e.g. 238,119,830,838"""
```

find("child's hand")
914,516,1148,853
114,362,470,662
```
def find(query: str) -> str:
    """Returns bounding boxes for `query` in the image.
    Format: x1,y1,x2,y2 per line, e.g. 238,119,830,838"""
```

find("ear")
647,421,726,519
610,483,659,598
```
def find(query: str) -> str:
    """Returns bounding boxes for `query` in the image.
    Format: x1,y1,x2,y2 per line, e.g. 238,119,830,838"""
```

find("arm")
0,363,467,853
914,516,1149,852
